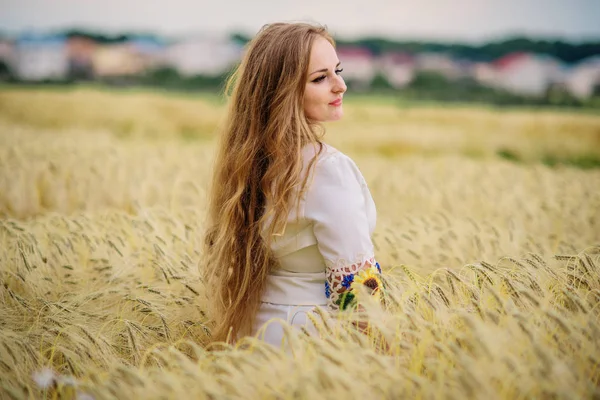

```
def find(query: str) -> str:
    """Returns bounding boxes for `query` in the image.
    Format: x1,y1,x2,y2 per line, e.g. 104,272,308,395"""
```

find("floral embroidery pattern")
341,274,354,289
326,256,383,310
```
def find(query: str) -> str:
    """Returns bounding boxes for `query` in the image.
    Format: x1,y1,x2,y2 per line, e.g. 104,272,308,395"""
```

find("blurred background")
1,0,600,108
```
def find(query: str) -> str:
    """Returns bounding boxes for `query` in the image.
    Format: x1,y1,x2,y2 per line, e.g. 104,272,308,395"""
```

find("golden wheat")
0,89,599,399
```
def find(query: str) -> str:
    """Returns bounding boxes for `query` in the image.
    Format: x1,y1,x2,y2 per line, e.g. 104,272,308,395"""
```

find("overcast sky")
2,0,600,43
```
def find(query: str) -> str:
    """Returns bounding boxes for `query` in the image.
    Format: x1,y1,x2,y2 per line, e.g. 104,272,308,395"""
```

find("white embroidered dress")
252,143,379,346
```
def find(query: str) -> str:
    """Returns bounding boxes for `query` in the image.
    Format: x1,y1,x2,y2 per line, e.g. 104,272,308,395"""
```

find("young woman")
202,22,383,346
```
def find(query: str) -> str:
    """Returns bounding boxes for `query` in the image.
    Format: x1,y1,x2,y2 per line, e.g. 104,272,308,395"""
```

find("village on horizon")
0,28,599,103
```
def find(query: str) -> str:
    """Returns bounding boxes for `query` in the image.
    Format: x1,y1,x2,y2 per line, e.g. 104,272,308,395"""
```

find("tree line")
233,33,600,64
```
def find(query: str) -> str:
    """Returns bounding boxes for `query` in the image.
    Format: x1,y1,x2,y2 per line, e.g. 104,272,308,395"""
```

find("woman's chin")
328,110,344,122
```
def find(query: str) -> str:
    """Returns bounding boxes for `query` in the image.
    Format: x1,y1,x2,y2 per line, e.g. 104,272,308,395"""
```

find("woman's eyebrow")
309,61,341,76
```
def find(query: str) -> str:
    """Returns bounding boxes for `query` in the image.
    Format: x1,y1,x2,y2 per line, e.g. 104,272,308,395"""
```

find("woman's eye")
311,68,342,83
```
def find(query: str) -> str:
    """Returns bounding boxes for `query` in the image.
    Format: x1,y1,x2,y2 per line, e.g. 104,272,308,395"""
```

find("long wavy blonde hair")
202,23,334,342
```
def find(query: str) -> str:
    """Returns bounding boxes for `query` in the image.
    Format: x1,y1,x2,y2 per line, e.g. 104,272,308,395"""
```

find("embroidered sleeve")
304,151,383,310
326,257,383,310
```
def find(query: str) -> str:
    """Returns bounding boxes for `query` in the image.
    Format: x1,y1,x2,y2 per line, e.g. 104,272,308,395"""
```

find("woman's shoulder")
302,142,365,186
302,142,352,168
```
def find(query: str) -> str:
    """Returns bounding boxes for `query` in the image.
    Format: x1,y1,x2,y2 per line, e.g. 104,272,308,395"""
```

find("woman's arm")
304,150,384,312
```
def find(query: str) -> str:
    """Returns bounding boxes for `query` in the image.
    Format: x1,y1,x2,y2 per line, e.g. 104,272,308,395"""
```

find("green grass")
0,82,226,105
496,148,600,169
2,82,599,115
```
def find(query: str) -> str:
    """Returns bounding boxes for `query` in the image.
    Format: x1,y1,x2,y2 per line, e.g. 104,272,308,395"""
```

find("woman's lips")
329,98,342,106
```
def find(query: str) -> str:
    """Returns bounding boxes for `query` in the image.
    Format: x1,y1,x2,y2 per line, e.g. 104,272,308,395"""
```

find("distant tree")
230,32,251,46
62,28,163,43
545,83,581,107
395,71,572,106
141,67,182,87
139,66,230,92
336,35,600,63
0,60,13,81
408,71,452,91
370,73,394,91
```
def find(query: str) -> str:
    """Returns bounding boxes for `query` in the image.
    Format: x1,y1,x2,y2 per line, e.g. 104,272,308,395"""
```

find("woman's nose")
333,75,347,93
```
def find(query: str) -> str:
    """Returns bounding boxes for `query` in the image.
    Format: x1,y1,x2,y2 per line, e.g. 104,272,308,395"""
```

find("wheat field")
0,87,599,399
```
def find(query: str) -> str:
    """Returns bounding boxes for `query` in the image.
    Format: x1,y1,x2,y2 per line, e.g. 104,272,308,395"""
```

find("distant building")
67,35,98,79
163,35,243,77
414,52,464,80
0,39,14,79
92,43,145,77
378,52,415,88
126,36,167,71
564,56,600,98
0,39,13,62
12,34,69,81
336,47,376,90
485,52,565,97
472,62,497,87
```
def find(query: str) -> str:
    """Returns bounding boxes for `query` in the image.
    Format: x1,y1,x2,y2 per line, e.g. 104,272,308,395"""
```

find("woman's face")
304,37,347,122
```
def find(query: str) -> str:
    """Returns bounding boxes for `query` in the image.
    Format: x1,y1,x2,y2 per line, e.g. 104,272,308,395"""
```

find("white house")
0,39,14,78
378,52,415,88
564,56,600,98
484,52,566,97
414,52,465,80
127,36,167,71
163,35,243,77
336,47,377,89
0,39,13,64
12,34,69,81
92,43,145,77
472,62,496,86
